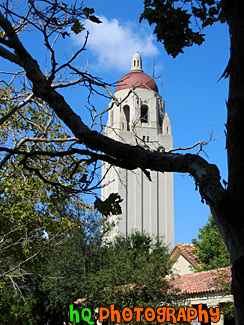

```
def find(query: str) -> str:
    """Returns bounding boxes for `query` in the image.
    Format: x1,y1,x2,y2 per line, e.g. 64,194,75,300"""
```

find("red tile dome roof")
115,71,158,93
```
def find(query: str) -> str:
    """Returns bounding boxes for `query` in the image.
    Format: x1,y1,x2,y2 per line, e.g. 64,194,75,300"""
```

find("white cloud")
73,16,159,72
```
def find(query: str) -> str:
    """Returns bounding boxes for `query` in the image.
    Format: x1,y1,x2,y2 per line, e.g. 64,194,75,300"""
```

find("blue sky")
71,1,230,245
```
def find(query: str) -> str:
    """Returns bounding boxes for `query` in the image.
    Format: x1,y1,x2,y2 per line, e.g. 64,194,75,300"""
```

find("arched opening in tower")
123,105,130,131
141,105,148,124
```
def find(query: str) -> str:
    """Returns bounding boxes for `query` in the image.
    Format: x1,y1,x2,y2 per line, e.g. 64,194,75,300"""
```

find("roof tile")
168,267,231,295
115,72,158,93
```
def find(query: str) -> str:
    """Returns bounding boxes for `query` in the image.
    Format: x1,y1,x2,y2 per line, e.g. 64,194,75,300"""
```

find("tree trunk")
231,252,244,324
223,0,244,323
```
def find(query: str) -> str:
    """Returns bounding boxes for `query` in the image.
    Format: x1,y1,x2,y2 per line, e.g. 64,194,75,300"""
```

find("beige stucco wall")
171,254,194,276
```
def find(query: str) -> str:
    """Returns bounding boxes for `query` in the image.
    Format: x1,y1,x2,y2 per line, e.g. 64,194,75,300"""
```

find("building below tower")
101,52,174,249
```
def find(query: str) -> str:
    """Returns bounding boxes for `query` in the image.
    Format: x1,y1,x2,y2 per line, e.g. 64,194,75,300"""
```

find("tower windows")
123,105,130,131
141,105,148,124
133,59,140,69
158,110,163,127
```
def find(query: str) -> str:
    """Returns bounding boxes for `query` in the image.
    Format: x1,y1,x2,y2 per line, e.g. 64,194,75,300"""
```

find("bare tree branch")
0,92,33,126
0,230,63,279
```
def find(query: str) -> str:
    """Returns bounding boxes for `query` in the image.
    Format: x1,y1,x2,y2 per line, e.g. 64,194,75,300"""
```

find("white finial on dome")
130,51,143,72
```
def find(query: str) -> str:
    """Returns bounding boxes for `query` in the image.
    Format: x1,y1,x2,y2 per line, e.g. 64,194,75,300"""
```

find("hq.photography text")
70,304,220,324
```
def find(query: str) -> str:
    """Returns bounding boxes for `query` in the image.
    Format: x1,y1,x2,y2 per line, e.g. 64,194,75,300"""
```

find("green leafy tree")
34,231,176,325
0,163,94,324
22,213,103,325
95,232,175,315
0,85,94,323
192,215,230,271
140,0,226,58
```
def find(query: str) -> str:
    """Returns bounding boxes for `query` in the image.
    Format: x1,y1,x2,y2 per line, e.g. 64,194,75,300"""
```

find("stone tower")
102,52,174,248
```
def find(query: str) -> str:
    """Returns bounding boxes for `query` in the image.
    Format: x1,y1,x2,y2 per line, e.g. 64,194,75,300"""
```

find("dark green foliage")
140,0,226,57
192,215,230,271
1,199,175,325
96,232,177,324
71,19,85,34
94,193,123,217
34,231,176,325
71,7,101,34
0,85,95,324
83,7,102,23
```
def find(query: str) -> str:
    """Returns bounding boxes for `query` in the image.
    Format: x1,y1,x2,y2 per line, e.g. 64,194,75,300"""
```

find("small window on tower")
123,105,130,131
158,110,163,127
141,105,148,123
137,60,139,67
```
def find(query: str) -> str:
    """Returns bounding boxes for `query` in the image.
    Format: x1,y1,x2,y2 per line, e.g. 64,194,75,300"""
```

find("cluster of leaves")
94,193,123,217
95,233,178,324
23,213,104,325
140,0,226,57
71,7,102,34
192,215,230,271
220,302,235,321
0,83,97,194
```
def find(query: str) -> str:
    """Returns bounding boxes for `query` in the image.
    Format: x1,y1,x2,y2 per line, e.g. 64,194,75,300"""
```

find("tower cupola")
131,51,143,72
115,51,158,93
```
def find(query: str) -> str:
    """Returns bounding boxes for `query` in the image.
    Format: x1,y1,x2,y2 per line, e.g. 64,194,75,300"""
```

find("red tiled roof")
75,268,232,304
115,72,158,93
170,243,201,268
168,267,231,295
